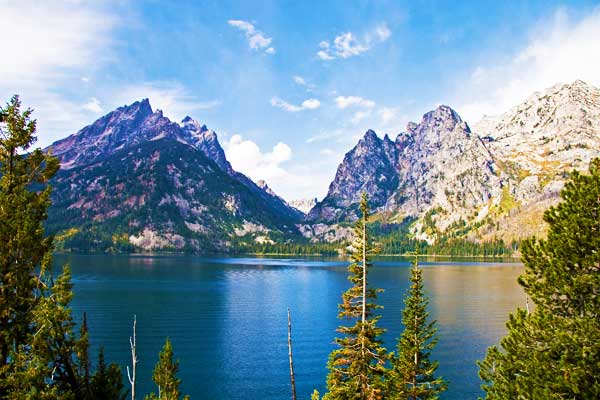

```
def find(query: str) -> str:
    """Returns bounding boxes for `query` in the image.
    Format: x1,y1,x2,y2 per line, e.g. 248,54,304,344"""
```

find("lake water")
57,254,525,399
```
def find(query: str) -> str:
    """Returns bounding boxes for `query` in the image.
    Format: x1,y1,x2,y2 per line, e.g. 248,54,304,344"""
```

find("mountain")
470,79,600,241
307,80,600,243
308,105,501,239
46,100,301,251
180,115,234,174
45,80,600,250
307,130,399,222
473,79,600,197
289,198,318,214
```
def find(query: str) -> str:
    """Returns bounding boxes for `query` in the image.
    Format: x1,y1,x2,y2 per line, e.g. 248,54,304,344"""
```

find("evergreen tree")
389,253,446,399
145,338,189,400
479,159,600,398
0,95,126,399
323,193,388,400
0,95,57,394
90,347,127,400
77,312,92,397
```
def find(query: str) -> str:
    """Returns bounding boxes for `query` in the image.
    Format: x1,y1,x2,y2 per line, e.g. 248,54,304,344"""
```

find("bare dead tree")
287,308,297,400
127,315,138,400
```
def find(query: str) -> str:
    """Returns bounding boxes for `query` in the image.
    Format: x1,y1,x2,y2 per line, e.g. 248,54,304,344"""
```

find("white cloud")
293,76,306,85
228,19,274,54
351,110,372,124
270,96,321,112
306,128,356,144
223,134,338,200
0,1,118,146
292,75,317,92
293,75,317,91
378,107,397,125
316,50,335,60
333,32,368,58
457,7,600,123
335,96,375,109
82,97,103,113
223,134,292,184
374,24,392,41
317,23,391,60
117,82,221,122
301,98,321,109
0,1,116,85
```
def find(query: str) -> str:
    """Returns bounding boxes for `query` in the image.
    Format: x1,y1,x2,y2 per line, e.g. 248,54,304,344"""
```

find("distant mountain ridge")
46,80,600,251
46,99,302,252
306,80,600,243
289,198,318,214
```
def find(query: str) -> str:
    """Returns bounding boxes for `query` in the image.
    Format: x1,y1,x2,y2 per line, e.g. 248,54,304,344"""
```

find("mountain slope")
46,100,301,251
307,130,399,222
470,79,600,241
473,79,600,201
308,106,502,238
307,80,600,243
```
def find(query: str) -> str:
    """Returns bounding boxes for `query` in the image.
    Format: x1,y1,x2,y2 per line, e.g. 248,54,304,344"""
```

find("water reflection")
56,254,523,400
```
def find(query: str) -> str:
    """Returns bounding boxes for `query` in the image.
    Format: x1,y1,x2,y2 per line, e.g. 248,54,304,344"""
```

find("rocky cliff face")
46,100,301,251
469,79,600,242
307,130,399,222
308,105,501,237
180,116,234,174
307,80,600,243
473,79,600,202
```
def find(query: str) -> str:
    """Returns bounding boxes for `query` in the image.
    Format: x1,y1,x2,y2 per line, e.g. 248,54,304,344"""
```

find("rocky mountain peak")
363,129,379,141
181,115,208,133
474,80,600,141
48,98,182,168
307,128,399,222
308,104,500,231
117,98,153,120
256,180,277,196
413,105,468,136
353,129,383,155
180,116,233,174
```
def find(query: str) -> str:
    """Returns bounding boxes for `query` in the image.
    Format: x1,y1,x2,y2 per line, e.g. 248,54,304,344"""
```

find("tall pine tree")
389,253,446,399
145,338,189,400
479,159,600,398
323,193,388,400
0,94,61,395
0,95,126,399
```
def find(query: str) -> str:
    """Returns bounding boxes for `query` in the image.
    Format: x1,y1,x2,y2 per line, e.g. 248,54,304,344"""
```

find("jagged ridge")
46,99,302,251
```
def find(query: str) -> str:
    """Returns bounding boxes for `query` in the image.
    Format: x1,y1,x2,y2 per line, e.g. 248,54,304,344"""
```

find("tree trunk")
127,315,137,400
287,308,297,400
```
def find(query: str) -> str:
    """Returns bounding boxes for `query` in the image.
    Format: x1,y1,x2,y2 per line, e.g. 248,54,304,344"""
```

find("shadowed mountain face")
46,100,302,252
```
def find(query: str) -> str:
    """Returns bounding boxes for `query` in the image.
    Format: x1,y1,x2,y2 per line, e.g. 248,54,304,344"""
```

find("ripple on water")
58,254,523,400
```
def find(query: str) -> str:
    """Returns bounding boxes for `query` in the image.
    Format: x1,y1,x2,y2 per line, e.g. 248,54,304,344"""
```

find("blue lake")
57,254,524,399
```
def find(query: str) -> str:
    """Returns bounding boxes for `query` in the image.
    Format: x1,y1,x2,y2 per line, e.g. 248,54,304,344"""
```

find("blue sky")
1,0,599,200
